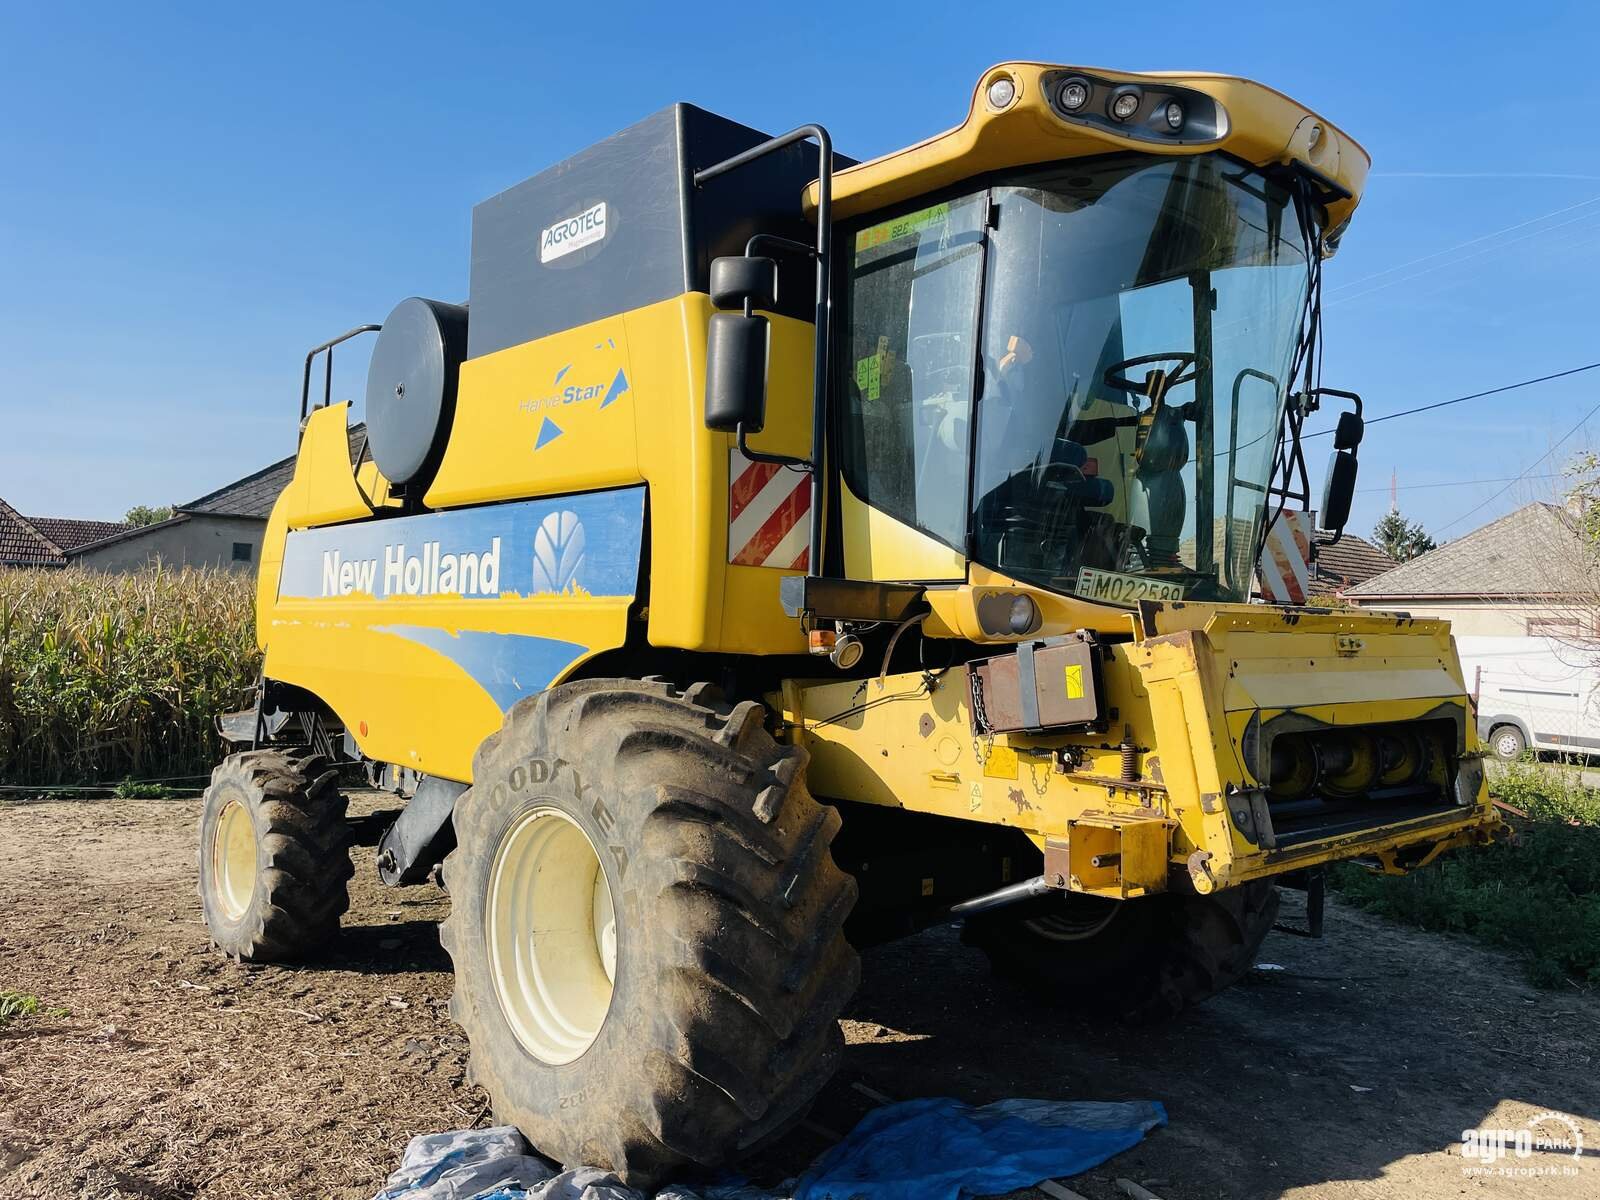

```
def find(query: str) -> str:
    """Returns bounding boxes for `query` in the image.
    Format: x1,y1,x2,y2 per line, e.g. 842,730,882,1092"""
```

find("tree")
1567,451,1600,546
1372,509,1438,563
123,504,174,527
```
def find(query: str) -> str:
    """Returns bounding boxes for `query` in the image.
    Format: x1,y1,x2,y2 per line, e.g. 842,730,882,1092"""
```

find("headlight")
1109,88,1141,122
1058,77,1091,112
1164,100,1184,131
1008,594,1040,635
987,76,1017,110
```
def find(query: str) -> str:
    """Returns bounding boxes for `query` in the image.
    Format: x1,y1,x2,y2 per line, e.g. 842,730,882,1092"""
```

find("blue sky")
3,1,1598,543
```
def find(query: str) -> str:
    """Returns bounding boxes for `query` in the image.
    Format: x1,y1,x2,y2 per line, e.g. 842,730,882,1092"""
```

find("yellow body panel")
810,62,1368,237
418,294,811,657
427,315,643,506
280,403,373,529
258,293,819,780
840,481,965,582
265,591,632,781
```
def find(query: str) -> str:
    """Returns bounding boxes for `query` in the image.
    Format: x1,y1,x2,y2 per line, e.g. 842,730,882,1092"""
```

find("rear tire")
197,749,353,961
439,679,858,1187
1489,724,1527,761
963,881,1279,1021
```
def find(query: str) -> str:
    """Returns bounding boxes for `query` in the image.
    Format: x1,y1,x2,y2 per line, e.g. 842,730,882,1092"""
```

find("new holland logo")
320,539,502,598
532,510,586,593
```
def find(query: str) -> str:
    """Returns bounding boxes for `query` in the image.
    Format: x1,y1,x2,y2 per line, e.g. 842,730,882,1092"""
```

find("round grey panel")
366,297,469,487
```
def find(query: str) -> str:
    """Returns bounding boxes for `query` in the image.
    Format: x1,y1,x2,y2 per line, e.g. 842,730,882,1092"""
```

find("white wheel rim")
213,799,257,921
486,807,616,1065
1497,733,1519,757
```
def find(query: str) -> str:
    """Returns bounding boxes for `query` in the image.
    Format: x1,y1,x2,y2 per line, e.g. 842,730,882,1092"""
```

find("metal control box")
967,633,1105,735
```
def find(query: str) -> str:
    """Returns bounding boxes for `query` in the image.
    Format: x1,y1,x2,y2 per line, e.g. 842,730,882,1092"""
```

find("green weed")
0,990,67,1026
1331,766,1600,988
1492,759,1600,824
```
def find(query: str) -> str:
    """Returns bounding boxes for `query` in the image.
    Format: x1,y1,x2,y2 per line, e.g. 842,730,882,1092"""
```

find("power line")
1356,472,1565,494
1434,396,1600,535
1327,194,1600,296
1303,361,1600,439
1328,208,1600,306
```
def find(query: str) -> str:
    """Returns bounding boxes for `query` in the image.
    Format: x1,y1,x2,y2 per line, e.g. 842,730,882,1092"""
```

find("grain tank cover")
466,104,850,359
365,297,469,488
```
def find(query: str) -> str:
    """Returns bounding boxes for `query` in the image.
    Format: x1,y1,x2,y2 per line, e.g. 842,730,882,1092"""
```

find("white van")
1456,635,1600,760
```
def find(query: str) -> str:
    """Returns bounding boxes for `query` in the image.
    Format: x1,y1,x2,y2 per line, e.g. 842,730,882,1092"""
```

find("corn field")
0,566,259,786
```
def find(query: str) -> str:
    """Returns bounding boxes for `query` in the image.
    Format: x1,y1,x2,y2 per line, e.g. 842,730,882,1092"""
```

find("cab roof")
808,62,1370,246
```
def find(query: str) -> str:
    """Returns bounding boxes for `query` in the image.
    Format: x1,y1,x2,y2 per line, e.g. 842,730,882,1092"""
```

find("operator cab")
702,63,1368,621
840,151,1312,606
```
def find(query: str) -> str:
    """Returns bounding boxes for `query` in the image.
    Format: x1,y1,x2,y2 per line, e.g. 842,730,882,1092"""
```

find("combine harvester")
198,62,1501,1184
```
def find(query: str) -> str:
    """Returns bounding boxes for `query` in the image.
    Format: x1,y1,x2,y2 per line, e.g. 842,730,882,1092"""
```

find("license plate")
1074,567,1185,604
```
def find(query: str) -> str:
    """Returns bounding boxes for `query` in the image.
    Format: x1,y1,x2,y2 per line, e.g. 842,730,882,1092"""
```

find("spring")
1119,728,1138,782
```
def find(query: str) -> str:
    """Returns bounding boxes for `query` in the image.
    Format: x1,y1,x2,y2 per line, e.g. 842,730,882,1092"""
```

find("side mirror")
704,255,777,434
705,312,770,433
1319,450,1359,538
1333,410,1364,451
710,255,778,312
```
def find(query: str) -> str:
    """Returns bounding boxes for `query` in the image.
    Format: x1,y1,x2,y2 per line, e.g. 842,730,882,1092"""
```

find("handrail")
299,324,382,421
1225,368,1279,596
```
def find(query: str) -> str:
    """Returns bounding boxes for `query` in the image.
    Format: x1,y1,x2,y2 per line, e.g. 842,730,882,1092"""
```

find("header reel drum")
365,297,469,501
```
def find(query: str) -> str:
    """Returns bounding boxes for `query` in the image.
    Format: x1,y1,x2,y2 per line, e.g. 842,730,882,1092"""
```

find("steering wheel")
1102,352,1202,408
1103,352,1204,469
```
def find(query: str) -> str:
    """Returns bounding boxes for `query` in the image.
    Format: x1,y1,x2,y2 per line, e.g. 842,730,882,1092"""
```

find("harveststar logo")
320,539,502,598
517,347,631,450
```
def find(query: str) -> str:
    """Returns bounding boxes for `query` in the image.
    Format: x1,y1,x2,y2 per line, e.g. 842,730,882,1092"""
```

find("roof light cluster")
1045,71,1227,144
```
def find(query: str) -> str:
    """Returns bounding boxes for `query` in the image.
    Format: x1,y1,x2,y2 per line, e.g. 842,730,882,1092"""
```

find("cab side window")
839,196,985,549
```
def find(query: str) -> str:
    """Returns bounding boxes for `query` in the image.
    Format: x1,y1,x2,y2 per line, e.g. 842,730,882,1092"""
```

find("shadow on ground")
742,890,1600,1198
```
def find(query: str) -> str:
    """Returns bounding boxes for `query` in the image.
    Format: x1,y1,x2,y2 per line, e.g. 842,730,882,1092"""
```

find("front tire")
963,881,1279,1021
197,749,353,961
439,679,858,1187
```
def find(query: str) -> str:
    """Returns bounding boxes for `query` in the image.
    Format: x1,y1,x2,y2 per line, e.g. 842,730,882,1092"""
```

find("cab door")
835,195,988,582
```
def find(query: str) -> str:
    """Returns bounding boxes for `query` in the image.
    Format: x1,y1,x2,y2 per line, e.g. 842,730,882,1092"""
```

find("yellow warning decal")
1064,664,1085,700
982,744,1019,780
854,354,881,401
854,201,952,261
854,335,897,403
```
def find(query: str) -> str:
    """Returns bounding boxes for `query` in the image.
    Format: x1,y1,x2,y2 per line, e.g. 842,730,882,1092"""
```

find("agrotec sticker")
540,201,607,263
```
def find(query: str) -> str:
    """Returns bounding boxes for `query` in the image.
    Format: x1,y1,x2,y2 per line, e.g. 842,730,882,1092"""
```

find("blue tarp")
374,1097,1167,1200
793,1098,1167,1200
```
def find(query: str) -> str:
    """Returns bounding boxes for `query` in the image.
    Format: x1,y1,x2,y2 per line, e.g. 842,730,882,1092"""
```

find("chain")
1028,759,1051,798
968,671,994,765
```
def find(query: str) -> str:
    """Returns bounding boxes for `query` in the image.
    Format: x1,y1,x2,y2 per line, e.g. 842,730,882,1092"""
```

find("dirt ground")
1,790,1597,1200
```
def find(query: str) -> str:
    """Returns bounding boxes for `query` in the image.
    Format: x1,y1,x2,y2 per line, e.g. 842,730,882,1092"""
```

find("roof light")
986,76,1016,110
1164,100,1184,131
1109,88,1141,122
1058,77,1091,112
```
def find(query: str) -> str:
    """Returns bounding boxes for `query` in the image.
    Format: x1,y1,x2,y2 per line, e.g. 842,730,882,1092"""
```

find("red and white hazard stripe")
1256,509,1313,604
728,449,810,571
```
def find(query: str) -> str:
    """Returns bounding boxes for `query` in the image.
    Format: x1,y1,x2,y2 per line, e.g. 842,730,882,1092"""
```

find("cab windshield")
840,152,1310,605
